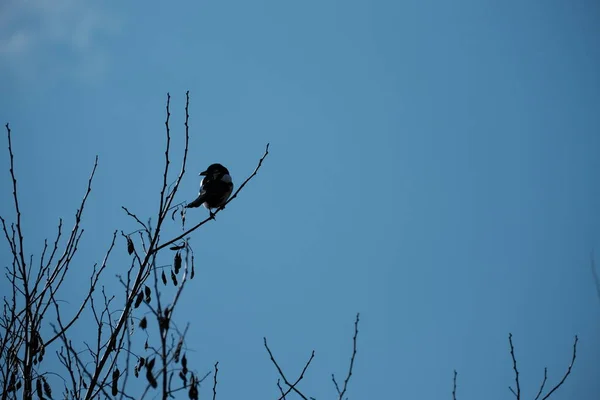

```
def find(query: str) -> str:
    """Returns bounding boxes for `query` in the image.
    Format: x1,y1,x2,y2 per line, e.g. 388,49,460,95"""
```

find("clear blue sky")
1,0,599,398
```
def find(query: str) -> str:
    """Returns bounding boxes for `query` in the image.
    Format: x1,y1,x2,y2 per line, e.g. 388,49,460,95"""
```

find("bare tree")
0,92,270,399
451,333,578,400
1,92,362,400
6,90,578,400
264,313,360,400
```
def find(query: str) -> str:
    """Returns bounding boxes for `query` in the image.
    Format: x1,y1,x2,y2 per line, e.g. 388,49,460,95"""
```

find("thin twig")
277,351,315,400
45,230,117,347
540,336,578,400
508,333,520,400
264,337,311,400
534,368,548,400
158,93,172,221
332,312,360,400
452,370,457,400
277,379,286,400
212,362,219,400
162,90,191,217
122,206,149,232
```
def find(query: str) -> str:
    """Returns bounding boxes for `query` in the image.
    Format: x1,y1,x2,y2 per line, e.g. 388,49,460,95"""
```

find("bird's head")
200,163,230,179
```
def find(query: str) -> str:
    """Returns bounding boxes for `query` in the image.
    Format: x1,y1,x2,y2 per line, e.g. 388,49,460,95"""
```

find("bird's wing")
186,182,209,208
186,193,205,208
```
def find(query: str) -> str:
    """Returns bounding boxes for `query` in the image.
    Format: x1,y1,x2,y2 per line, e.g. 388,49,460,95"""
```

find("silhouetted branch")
46,231,117,348
212,362,218,400
332,312,360,400
540,336,578,400
452,370,457,400
508,333,520,399
1,124,107,399
163,90,191,215
506,334,578,400
264,337,313,400
121,207,149,232
276,350,314,400
5,123,27,298
158,93,173,221
276,379,286,400
534,368,547,400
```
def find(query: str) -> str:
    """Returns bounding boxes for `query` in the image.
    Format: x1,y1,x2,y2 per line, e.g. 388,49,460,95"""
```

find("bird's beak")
199,171,207,176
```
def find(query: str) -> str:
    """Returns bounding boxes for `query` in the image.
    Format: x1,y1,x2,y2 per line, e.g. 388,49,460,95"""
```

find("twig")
158,93,172,221
540,336,578,400
332,312,360,400
277,379,286,400
45,230,117,348
452,370,457,400
534,368,547,400
162,90,191,215
5,123,27,302
212,362,219,400
264,337,311,400
508,333,520,399
277,351,315,400
122,206,149,232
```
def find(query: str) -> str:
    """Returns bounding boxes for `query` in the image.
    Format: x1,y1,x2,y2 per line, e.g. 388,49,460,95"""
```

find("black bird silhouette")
186,163,233,210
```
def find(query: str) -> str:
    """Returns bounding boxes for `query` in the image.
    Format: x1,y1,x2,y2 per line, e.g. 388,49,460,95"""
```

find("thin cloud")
0,0,120,84
0,30,32,55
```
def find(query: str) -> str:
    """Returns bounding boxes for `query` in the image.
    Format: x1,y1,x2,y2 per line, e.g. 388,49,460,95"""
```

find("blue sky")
1,0,599,398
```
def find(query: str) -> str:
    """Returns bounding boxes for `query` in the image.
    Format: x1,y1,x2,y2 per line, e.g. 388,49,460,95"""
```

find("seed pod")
127,236,134,255
111,368,120,396
134,292,144,308
42,376,52,399
174,252,182,274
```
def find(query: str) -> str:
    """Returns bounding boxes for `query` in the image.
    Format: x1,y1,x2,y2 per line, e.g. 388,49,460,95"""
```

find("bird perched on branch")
186,163,234,210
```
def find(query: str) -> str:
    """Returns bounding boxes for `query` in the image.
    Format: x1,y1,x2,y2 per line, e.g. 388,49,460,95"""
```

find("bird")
186,163,233,210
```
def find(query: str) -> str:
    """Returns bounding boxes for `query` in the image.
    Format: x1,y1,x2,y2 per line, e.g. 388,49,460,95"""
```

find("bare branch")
212,362,218,400
534,368,547,400
5,123,28,297
158,92,172,220
2,94,271,400
162,90,191,215
452,370,457,400
276,379,286,400
122,206,149,232
277,351,314,400
540,336,578,400
264,337,312,400
508,333,520,399
332,312,360,400
45,231,117,348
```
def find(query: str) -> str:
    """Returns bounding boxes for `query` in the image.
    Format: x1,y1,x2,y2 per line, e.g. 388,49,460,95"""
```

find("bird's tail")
186,194,205,208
